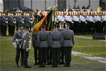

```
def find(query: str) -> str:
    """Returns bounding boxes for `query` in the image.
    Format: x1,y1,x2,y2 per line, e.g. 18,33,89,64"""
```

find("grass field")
0,35,106,71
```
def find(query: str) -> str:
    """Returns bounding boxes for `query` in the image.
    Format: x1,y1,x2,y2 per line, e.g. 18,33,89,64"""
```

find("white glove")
26,48,29,52
13,42,17,49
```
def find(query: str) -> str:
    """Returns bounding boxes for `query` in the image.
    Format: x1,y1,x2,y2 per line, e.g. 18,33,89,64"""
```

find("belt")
65,39,71,40
53,39,59,41
16,39,23,41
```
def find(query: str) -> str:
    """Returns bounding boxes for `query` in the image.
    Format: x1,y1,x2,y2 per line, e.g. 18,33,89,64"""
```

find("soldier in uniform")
23,25,31,68
62,23,74,67
1,13,8,36
64,12,74,30
79,12,87,34
24,13,33,30
37,25,49,67
8,13,16,35
57,12,65,27
57,22,65,64
50,24,62,67
13,24,24,67
73,12,80,34
32,33,39,65
94,12,102,33
102,12,106,34
16,13,24,28
0,12,2,35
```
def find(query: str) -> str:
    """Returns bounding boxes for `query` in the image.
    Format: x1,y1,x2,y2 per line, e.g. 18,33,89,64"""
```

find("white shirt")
57,15,65,22
73,16,79,21
64,15,73,22
79,15,86,22
86,16,90,21
89,16,94,22
94,15,101,21
102,15,106,21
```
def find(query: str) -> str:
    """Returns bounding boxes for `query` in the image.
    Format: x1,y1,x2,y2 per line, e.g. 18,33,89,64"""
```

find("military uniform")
37,26,49,67
8,14,16,35
23,25,31,68
62,23,74,67
79,14,87,34
13,25,24,67
0,13,1,35
1,14,8,36
102,13,106,34
32,33,39,65
73,14,80,34
50,25,63,67
94,14,103,33
57,24,65,64
64,14,73,30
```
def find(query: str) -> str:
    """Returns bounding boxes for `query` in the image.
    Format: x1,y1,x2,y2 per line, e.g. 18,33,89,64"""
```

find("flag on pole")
32,9,54,33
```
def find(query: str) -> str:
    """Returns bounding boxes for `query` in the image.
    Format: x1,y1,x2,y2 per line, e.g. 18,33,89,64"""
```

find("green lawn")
0,36,106,71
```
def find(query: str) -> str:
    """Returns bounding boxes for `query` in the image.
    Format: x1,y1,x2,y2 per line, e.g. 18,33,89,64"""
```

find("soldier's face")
65,24,68,29
20,27,23,30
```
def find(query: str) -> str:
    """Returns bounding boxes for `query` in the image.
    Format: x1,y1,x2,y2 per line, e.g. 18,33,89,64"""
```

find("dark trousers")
34,47,38,64
74,21,80,34
103,21,106,34
1,25,7,36
95,21,103,33
15,48,24,65
8,25,15,35
60,47,64,63
39,48,47,66
80,22,86,34
24,49,29,66
52,48,60,66
63,47,72,66
47,47,52,64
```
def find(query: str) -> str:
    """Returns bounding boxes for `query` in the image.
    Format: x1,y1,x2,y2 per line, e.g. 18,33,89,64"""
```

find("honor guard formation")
0,9,106,68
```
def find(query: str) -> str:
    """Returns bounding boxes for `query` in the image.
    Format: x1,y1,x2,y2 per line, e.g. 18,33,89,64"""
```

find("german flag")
32,9,54,33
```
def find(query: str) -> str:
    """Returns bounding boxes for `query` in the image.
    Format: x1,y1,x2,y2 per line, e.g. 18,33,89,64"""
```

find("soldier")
57,22,65,64
79,12,87,34
87,12,95,34
24,13,33,30
1,13,8,36
32,33,39,65
8,13,16,35
37,25,49,67
94,12,102,33
23,25,31,68
62,23,74,67
102,12,106,34
16,13,24,27
0,12,2,35
86,12,91,34
64,12,74,30
13,24,24,67
73,12,80,34
57,12,65,27
50,24,62,67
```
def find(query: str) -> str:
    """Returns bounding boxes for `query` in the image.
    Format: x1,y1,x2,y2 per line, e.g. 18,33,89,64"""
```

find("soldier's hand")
13,42,16,49
26,48,29,52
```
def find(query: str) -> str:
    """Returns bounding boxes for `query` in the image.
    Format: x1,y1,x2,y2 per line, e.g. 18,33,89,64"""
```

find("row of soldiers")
13,23,74,68
55,11,106,35
0,11,106,36
0,12,33,36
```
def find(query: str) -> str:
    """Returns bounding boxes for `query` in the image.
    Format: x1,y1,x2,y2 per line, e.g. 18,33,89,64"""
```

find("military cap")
41,25,45,28
53,24,57,27
66,23,70,26
25,25,30,28
59,22,64,24
18,24,23,27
